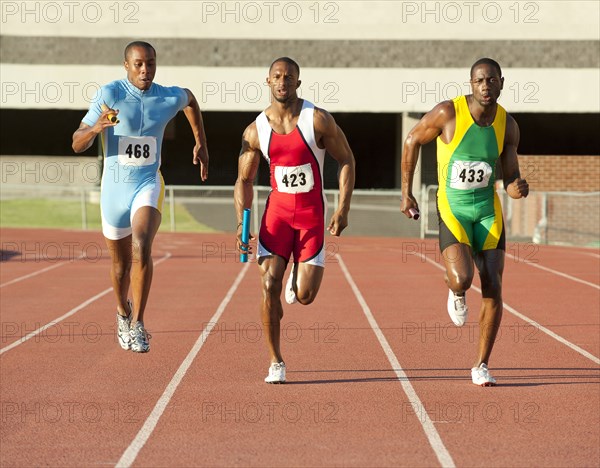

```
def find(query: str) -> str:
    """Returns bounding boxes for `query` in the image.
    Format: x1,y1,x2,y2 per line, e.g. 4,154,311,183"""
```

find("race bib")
449,160,492,190
117,136,157,166
274,163,314,194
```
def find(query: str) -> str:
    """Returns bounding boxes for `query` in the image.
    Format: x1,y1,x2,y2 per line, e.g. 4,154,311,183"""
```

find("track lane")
129,243,446,467
2,230,598,467
0,234,246,466
1,257,113,350
505,242,599,289
338,237,600,467
0,228,104,285
389,238,600,362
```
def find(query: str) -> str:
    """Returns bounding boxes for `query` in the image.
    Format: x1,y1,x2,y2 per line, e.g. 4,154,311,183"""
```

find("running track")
1,228,598,467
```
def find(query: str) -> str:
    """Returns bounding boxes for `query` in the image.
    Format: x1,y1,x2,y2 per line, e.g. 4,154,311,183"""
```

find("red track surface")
1,228,599,467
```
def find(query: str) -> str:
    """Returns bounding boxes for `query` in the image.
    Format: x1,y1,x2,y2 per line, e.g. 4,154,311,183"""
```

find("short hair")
470,58,502,78
124,41,156,60
269,57,300,76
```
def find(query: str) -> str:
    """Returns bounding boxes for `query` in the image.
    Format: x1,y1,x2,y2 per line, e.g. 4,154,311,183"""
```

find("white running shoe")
285,271,298,305
471,363,497,386
447,290,468,327
116,300,133,350
129,321,151,353
264,362,286,384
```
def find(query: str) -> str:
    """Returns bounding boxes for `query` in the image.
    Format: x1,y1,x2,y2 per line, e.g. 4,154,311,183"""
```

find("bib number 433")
449,160,492,190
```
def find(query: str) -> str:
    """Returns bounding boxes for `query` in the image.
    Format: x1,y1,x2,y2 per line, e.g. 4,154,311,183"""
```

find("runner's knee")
262,273,282,298
480,274,502,299
112,262,131,281
132,237,153,264
296,289,317,305
446,273,472,292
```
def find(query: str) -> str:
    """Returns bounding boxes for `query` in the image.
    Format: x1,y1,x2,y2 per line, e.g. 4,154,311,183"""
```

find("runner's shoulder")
313,105,335,132
242,121,260,151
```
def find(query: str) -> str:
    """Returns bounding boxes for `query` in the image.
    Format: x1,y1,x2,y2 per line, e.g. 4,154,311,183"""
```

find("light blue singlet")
82,78,188,239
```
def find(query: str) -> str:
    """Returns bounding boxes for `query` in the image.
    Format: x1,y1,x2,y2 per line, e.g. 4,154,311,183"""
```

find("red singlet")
256,100,327,265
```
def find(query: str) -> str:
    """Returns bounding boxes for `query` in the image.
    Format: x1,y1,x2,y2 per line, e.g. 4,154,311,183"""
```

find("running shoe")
285,271,298,305
116,300,133,350
129,321,151,353
264,362,286,384
447,290,468,326
471,363,497,386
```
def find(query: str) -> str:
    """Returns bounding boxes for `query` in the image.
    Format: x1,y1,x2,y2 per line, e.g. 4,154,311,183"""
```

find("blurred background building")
1,1,599,244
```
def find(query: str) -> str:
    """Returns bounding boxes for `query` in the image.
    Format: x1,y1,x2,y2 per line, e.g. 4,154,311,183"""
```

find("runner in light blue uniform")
82,78,188,239
73,41,209,353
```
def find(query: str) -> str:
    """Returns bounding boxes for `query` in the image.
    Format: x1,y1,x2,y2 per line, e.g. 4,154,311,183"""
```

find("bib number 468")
125,144,151,159
117,136,157,166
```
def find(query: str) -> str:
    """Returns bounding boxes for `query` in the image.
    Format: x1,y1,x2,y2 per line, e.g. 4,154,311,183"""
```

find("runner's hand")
93,107,119,133
328,210,348,236
506,178,529,199
236,224,255,255
193,144,209,181
400,195,419,218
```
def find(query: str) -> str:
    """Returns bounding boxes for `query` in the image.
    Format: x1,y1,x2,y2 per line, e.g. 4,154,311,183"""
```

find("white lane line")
506,253,599,290
0,253,171,355
116,262,251,468
501,302,600,365
573,251,600,260
417,253,600,366
336,254,455,468
0,256,82,289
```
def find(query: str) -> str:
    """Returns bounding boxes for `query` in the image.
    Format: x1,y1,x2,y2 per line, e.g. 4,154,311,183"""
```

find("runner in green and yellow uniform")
437,93,506,253
401,58,529,386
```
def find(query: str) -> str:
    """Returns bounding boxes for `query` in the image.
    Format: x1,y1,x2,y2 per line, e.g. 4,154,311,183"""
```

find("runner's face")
125,47,156,91
470,64,503,107
267,62,300,103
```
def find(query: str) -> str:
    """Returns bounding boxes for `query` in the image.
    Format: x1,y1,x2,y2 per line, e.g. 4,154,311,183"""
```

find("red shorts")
258,197,325,265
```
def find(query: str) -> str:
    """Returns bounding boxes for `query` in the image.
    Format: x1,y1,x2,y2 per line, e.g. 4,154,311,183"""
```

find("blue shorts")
100,166,165,240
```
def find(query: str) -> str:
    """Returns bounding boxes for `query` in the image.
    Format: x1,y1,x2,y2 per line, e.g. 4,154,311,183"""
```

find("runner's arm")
400,102,450,216
234,123,262,251
316,109,355,236
501,115,529,199
72,106,118,153
183,89,209,181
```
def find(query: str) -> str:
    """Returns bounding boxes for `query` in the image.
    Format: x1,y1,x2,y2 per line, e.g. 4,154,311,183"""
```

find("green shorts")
436,188,505,253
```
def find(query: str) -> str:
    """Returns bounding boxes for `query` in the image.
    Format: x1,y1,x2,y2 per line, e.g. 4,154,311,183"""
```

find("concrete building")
1,1,598,242
1,1,598,184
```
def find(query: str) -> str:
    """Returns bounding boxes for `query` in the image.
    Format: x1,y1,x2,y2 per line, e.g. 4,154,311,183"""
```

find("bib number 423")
275,163,315,194
281,172,306,188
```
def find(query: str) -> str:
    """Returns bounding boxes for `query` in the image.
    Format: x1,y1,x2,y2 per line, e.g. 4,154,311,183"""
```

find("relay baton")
409,208,420,220
101,103,119,124
240,208,251,263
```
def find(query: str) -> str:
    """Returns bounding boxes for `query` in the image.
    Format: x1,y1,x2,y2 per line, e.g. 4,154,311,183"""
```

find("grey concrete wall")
2,36,598,69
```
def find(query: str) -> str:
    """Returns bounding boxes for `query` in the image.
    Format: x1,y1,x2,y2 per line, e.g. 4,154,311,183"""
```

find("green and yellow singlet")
436,95,507,253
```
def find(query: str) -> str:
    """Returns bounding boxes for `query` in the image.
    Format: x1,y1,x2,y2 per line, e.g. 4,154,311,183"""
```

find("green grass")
0,198,217,233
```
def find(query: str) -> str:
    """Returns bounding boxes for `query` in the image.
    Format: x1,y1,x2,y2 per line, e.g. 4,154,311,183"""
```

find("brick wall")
546,194,599,246
503,155,599,246
504,191,599,246
518,155,600,192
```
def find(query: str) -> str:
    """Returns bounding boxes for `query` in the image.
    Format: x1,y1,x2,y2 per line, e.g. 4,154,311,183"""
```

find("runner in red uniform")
256,98,327,265
235,57,356,383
